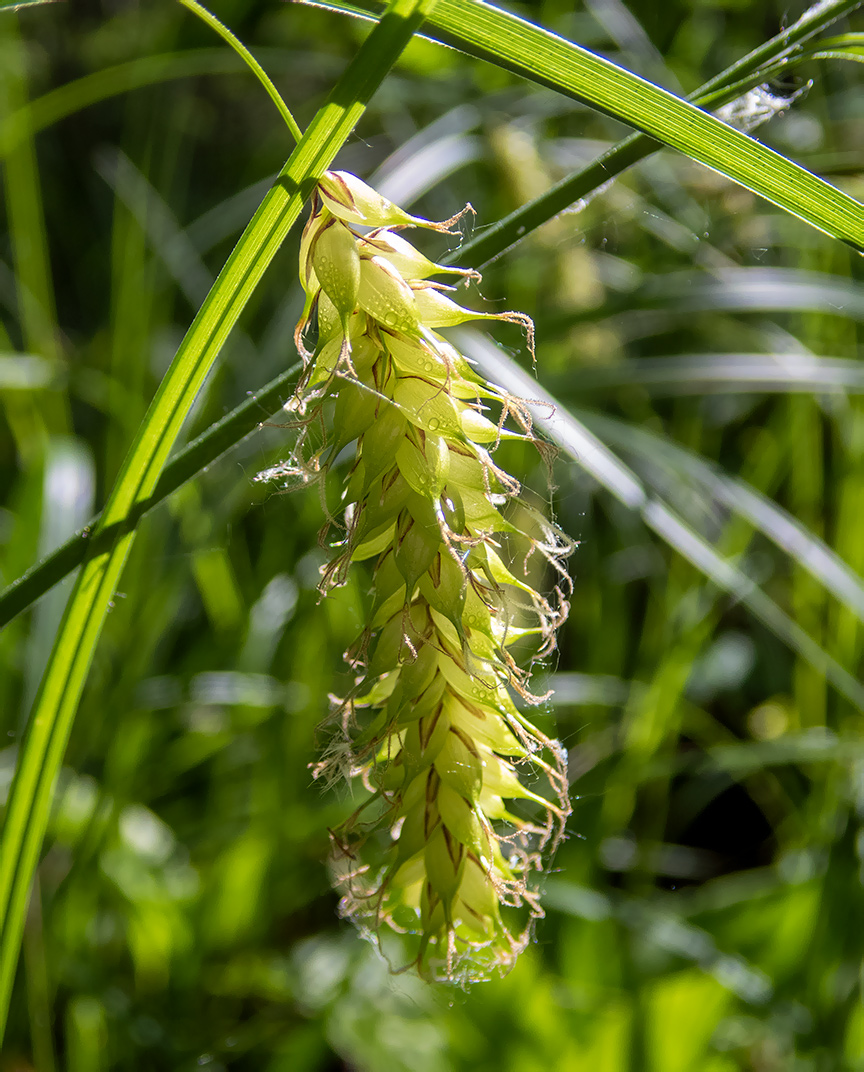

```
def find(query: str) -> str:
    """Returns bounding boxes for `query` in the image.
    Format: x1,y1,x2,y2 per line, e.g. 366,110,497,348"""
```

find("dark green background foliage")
1,0,864,1067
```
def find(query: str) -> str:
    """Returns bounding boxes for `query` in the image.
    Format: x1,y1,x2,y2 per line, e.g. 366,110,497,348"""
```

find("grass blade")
0,18,63,381
427,0,864,249
313,0,864,262
0,0,61,11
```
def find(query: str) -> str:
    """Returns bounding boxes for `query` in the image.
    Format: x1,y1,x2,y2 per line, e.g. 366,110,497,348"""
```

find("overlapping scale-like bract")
263,170,574,983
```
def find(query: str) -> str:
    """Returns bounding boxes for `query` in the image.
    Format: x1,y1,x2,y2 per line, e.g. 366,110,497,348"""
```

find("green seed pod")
448,697,527,758
370,583,408,633
425,435,451,493
319,170,466,232
418,550,466,629
358,229,480,284
368,610,409,678
351,519,396,563
342,458,367,509
385,333,445,378
462,488,518,536
401,709,450,781
440,487,466,535
435,726,484,803
392,376,462,439
457,404,503,445
392,674,447,732
435,650,511,715
330,380,379,457
370,549,406,617
394,436,436,498
429,338,498,398
299,203,325,286
311,217,361,342
446,444,492,492
412,285,485,328
399,639,440,699
437,782,488,859
358,256,421,335
472,544,541,600
456,853,503,930
403,490,443,545
360,402,407,486
374,468,413,525
316,291,341,341
424,824,465,911
394,510,441,592
390,798,426,862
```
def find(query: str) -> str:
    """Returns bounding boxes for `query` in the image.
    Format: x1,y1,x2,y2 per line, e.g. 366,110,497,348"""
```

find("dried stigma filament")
265,170,573,982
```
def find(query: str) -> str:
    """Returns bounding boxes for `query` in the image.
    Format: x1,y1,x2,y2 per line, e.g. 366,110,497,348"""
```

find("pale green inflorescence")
263,170,574,982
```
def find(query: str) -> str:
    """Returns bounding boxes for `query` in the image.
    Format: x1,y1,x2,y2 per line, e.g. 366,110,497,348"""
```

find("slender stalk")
176,0,303,143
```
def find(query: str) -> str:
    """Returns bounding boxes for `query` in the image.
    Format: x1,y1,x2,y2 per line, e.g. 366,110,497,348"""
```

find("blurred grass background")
2,0,864,1068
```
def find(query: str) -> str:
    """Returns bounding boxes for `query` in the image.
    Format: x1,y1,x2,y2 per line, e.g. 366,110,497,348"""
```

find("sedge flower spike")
262,171,575,983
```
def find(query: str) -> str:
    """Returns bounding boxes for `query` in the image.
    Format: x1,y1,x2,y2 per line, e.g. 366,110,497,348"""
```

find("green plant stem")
0,0,439,1041
177,0,303,142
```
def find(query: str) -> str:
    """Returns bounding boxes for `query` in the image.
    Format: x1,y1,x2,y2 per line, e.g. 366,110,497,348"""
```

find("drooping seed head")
265,170,575,984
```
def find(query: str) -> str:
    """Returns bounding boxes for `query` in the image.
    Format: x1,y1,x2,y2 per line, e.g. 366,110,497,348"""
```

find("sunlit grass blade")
323,0,860,263
372,0,860,266
0,0,438,1039
314,0,864,250
788,32,864,65
644,268,864,318
435,0,864,249
0,0,60,10
588,267,864,344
